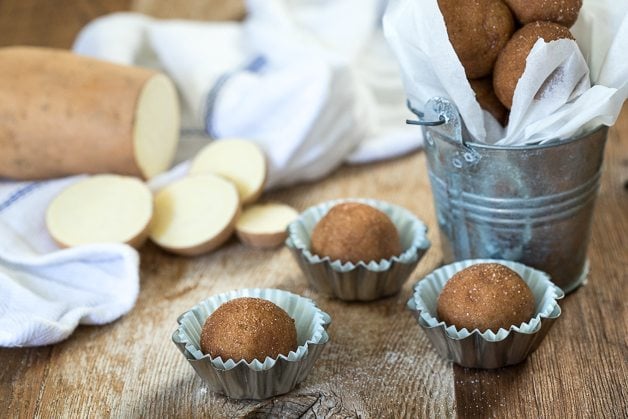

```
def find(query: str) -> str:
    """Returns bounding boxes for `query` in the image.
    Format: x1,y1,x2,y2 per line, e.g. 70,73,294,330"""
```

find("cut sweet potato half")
0,47,180,180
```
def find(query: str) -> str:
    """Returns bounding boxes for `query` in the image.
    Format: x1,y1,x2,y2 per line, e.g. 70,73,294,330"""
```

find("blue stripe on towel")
0,183,42,213
245,55,267,72
204,55,268,138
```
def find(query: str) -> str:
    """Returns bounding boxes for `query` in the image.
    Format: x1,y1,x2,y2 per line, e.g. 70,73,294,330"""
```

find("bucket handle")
405,97,467,148
406,98,481,170
406,101,446,127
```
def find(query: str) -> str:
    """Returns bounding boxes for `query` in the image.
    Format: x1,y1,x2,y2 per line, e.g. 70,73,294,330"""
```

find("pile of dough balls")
438,0,582,124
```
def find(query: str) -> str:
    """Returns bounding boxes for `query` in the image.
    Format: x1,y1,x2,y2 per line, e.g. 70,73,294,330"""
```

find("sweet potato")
0,46,180,180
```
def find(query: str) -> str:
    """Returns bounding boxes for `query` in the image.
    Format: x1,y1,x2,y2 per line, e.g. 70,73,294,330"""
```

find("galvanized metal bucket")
409,97,608,293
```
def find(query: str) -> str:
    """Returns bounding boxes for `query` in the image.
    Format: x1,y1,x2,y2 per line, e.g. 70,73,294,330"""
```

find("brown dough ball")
437,263,536,333
504,0,582,27
310,202,402,264
493,21,574,109
469,77,509,126
200,297,298,363
438,0,515,79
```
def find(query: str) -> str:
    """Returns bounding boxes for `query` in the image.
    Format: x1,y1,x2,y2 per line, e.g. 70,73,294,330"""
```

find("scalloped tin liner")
286,198,431,301
408,259,564,369
172,288,331,399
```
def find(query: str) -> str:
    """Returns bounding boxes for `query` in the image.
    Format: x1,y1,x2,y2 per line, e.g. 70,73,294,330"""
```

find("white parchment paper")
383,0,628,145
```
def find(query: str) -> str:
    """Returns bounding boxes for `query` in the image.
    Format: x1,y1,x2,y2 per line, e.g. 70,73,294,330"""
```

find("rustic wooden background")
1,1,626,417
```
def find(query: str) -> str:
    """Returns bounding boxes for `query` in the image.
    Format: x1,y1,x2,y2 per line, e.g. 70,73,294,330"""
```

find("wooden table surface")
1,1,627,418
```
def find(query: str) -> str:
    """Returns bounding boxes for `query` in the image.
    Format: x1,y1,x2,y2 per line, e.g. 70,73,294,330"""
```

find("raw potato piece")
46,175,153,248
0,47,180,180
150,174,240,256
189,139,267,205
235,203,299,249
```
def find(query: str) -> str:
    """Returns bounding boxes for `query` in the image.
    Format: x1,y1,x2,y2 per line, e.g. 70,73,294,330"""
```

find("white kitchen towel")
0,178,140,347
73,0,421,189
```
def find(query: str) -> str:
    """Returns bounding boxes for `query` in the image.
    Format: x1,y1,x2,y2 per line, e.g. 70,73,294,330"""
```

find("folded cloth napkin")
73,0,421,188
0,178,140,347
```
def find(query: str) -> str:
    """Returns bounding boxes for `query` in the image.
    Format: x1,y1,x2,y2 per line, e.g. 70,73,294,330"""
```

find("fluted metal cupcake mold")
172,288,331,399
408,259,564,369
286,198,430,301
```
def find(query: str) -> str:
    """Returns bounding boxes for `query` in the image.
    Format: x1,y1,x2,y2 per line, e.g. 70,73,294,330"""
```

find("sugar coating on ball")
438,0,515,79
200,297,298,363
493,21,574,109
436,263,536,333
504,0,582,27
310,202,402,264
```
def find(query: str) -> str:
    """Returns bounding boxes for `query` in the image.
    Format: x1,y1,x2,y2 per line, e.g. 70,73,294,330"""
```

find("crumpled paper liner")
286,198,430,301
383,0,628,145
407,259,564,369
172,288,331,399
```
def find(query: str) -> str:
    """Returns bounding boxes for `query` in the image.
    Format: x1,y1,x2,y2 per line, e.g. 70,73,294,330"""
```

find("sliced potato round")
189,139,267,205
235,203,299,249
150,174,240,256
46,174,153,248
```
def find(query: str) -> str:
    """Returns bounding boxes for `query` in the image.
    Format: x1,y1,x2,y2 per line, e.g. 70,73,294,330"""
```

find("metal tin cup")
172,288,331,400
286,198,430,301
407,259,564,369
408,97,608,293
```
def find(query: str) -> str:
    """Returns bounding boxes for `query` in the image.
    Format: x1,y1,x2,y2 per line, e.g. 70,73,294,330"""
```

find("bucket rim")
432,124,608,151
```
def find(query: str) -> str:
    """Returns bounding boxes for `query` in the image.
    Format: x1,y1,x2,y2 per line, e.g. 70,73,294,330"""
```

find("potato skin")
438,0,515,79
493,22,574,109
0,47,162,180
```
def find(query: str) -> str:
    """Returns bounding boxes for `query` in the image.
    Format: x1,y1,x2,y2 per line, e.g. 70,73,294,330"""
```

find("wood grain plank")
5,150,454,417
0,347,53,418
0,0,130,48
453,105,628,419
0,0,626,417
132,0,245,21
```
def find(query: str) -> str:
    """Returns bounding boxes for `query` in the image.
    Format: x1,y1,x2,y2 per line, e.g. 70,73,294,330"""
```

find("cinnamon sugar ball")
438,0,515,79
504,0,582,27
200,297,297,363
437,263,536,333
493,21,574,109
310,202,402,264
469,77,509,126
